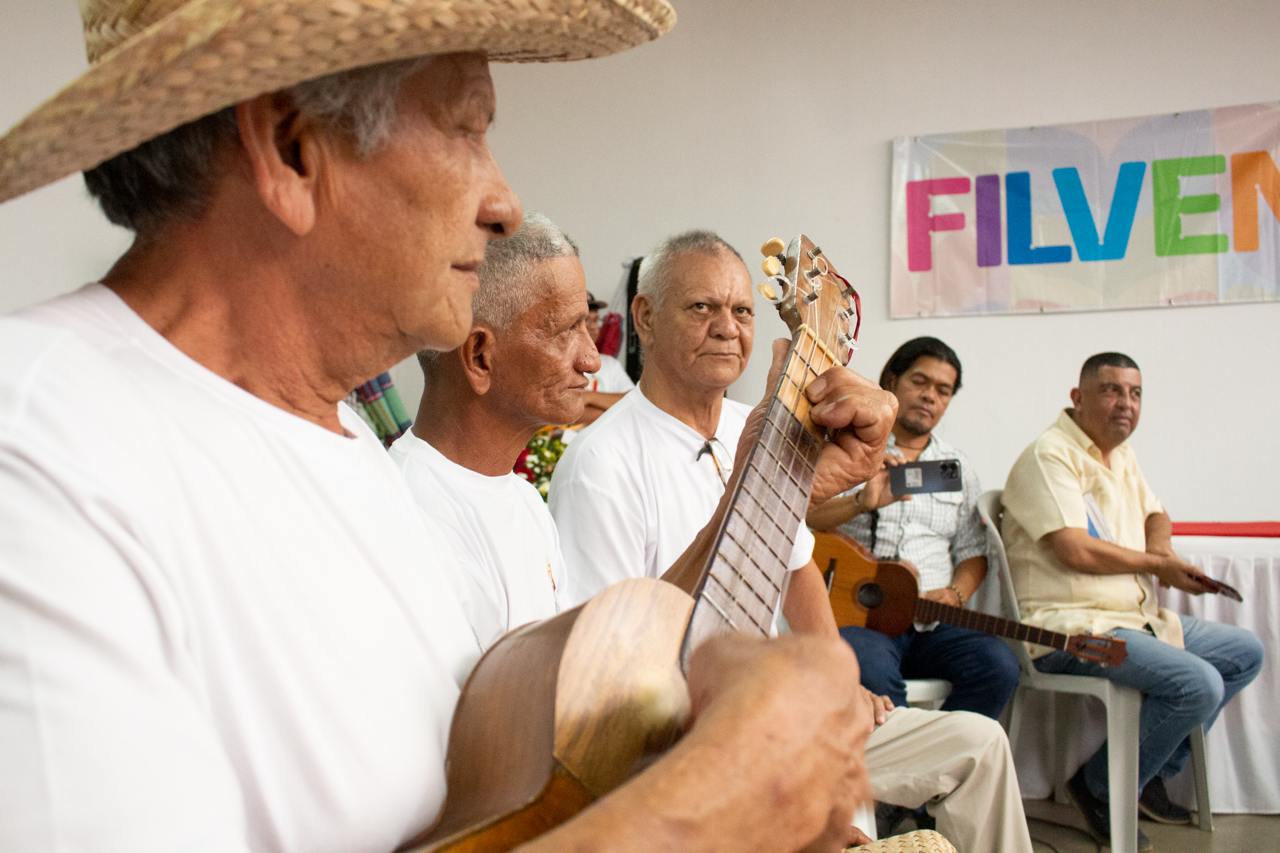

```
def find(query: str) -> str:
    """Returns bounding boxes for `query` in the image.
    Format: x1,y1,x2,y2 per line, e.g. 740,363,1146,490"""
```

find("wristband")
947,583,967,607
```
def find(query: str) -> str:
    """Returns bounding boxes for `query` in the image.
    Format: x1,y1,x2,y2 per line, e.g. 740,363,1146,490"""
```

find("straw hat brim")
0,0,676,205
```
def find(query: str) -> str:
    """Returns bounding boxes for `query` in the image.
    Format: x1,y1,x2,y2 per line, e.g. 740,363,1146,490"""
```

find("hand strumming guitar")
522,634,873,852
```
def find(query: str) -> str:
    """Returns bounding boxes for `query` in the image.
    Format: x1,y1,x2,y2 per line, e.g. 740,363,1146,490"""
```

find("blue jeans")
839,622,1021,719
1034,614,1263,802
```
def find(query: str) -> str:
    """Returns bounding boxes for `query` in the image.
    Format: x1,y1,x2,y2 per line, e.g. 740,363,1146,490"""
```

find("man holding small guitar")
1003,352,1263,848
808,337,1021,720
551,235,1033,853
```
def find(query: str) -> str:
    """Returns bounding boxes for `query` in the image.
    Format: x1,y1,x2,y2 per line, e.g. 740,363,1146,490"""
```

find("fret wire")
754,428,807,494
736,480,796,554
720,528,783,599
698,589,741,632
729,501,788,566
707,557,773,623
765,410,818,474
724,505,789,595
716,519,786,607
722,523,782,589
712,538,776,617
744,457,803,523
705,571,771,636
701,560,757,627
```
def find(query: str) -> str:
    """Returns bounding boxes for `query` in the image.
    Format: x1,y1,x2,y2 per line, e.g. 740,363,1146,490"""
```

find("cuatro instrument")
812,529,1127,666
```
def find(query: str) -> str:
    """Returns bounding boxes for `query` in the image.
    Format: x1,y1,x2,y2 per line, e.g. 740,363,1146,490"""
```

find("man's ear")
460,327,496,395
632,294,656,348
235,94,324,236
1069,387,1083,408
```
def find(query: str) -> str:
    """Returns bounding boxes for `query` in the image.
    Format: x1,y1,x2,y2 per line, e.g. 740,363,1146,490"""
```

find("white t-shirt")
389,430,566,650
0,285,481,853
548,389,814,608
587,354,635,394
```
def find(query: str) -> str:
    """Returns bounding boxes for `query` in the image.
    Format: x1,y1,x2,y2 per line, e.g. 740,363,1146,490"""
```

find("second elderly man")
550,230,1034,853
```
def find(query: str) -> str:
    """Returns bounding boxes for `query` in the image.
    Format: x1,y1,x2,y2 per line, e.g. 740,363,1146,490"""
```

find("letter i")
976,174,1002,267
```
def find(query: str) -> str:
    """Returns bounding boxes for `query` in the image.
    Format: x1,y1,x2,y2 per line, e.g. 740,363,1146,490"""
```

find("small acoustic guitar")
812,529,1127,666
407,235,864,851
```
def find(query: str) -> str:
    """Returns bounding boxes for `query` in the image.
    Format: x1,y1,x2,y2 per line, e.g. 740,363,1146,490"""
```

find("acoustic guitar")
812,529,1127,666
407,235,862,851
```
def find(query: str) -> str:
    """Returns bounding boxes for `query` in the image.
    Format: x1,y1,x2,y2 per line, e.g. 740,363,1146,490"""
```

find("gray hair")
417,212,579,375
84,57,425,235
636,229,744,311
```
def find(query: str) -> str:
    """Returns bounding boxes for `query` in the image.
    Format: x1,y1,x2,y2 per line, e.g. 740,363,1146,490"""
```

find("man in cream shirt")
392,213,597,649
1003,352,1262,848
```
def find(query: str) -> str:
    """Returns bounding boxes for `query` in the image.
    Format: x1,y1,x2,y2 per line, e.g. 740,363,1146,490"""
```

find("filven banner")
889,102,1280,317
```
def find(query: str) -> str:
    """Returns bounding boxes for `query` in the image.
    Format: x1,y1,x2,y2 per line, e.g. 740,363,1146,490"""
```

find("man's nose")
709,308,739,338
478,153,522,237
578,331,602,374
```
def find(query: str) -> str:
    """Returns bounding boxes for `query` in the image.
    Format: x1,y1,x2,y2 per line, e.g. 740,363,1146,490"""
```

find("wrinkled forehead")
667,249,752,302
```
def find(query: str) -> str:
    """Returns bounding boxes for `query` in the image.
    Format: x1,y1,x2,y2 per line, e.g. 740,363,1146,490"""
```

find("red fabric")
1171,522,1280,538
596,312,622,357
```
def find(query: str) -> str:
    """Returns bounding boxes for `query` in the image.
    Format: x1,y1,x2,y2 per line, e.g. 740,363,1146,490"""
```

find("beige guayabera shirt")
1001,410,1183,658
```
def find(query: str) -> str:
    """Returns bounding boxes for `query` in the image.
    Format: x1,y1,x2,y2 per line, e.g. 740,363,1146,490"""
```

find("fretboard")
914,598,1070,651
680,327,837,668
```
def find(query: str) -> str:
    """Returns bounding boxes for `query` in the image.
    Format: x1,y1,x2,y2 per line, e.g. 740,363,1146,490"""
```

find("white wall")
3,0,1277,519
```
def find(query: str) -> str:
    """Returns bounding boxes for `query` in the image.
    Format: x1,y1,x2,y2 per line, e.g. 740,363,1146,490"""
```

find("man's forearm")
807,493,860,531
782,561,839,637
950,555,987,601
1145,511,1174,555
1045,527,1166,576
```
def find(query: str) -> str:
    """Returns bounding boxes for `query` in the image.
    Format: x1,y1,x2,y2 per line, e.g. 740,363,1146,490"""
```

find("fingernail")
808,376,827,397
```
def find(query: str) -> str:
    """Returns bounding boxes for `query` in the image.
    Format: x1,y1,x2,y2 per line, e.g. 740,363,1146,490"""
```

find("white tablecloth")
1010,535,1280,813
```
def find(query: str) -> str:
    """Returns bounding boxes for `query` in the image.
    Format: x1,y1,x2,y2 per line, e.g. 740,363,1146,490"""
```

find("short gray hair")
636,229,744,311
84,57,425,236
417,212,579,375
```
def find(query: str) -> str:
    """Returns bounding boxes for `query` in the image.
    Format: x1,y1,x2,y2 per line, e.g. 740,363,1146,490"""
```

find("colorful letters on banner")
889,103,1280,317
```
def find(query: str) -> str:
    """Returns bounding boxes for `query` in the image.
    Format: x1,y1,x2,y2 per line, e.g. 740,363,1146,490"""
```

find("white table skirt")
1010,535,1280,813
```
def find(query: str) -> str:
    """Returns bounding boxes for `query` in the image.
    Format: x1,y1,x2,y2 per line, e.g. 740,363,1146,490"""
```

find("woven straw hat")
0,0,676,205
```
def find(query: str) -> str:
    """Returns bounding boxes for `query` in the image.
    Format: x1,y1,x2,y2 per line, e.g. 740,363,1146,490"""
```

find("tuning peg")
757,281,778,302
761,255,783,277
760,237,786,258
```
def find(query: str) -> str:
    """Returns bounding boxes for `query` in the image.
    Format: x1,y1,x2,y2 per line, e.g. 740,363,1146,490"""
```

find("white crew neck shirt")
0,284,480,853
548,388,814,608
389,430,566,649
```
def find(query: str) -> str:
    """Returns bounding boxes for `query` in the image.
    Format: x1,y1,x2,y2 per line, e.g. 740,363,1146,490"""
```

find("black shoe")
1139,776,1193,825
1066,767,1154,852
874,803,911,838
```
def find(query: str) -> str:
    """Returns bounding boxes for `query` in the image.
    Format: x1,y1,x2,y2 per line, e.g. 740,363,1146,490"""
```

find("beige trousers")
864,708,1032,853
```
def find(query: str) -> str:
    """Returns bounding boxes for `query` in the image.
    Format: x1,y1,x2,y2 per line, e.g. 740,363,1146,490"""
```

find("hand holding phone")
889,458,962,496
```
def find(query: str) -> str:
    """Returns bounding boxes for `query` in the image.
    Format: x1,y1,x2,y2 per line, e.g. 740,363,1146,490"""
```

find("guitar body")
410,578,694,852
812,530,919,637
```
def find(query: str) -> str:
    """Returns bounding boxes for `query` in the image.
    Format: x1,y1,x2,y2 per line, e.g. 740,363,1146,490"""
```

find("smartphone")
889,458,962,496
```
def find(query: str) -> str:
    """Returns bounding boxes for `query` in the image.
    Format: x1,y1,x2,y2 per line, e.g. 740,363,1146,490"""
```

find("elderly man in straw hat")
0,3,904,851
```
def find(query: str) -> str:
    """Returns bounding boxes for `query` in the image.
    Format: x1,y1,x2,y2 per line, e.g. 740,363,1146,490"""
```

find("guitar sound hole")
856,583,884,609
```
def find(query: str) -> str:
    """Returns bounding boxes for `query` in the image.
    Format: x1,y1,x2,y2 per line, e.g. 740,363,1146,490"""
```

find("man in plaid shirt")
809,337,1019,719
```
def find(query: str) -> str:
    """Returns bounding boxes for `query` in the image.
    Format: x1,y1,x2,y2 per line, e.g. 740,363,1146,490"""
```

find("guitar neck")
680,328,836,667
913,597,1071,652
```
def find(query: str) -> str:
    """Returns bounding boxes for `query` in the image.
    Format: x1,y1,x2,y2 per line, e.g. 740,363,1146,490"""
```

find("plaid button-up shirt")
837,432,986,594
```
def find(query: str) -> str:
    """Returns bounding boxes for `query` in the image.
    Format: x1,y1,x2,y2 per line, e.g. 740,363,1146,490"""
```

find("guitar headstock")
757,234,861,367
1066,633,1128,667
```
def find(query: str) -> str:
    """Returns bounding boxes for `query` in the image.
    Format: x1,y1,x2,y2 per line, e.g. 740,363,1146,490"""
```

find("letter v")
1054,162,1146,262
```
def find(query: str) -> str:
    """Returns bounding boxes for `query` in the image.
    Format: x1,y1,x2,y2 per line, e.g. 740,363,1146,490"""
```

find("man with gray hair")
0,3,910,850
550,229,1034,853
392,213,598,650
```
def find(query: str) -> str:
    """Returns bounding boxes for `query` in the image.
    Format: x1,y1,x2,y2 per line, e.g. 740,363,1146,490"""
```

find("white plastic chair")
977,490,1213,853
904,678,951,710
